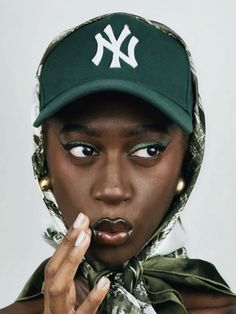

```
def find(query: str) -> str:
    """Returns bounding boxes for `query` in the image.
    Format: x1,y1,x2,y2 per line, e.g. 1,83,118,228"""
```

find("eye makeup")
61,140,99,158
130,141,168,159
131,141,167,153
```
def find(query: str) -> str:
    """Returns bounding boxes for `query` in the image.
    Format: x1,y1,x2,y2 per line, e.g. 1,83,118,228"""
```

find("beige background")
0,0,235,308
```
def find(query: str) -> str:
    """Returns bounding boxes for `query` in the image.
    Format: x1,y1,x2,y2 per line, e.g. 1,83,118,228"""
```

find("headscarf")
17,14,234,313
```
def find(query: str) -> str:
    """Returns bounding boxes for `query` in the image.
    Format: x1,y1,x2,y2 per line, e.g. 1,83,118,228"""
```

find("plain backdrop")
0,0,235,308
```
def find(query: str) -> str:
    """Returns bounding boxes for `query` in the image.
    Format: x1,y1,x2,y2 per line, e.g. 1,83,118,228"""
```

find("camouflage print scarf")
18,14,234,313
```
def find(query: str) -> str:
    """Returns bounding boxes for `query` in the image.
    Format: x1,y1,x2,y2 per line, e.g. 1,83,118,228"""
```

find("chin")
86,244,135,268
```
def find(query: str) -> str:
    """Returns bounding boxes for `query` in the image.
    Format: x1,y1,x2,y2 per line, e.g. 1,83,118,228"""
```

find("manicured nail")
75,231,86,247
97,276,109,289
73,213,85,229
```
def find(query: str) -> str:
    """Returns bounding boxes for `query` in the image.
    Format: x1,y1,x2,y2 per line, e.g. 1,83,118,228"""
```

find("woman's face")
45,93,188,267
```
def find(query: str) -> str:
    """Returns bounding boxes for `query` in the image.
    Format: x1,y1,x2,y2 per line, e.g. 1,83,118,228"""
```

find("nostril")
94,185,131,204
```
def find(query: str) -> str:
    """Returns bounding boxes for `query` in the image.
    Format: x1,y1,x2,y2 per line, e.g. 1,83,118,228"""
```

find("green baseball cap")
33,12,193,133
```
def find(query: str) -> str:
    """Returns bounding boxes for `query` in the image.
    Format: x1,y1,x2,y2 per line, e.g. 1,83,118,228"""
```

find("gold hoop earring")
39,176,51,191
176,177,185,194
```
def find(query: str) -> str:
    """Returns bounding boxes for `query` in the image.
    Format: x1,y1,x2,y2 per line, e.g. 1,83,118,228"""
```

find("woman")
1,12,236,313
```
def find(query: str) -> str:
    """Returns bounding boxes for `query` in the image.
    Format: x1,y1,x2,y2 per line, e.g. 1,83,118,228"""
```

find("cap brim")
33,79,193,133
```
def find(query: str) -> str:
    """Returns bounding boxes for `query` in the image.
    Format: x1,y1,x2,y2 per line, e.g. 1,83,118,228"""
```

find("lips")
91,218,133,247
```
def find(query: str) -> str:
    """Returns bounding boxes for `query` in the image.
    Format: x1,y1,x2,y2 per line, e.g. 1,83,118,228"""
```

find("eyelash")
130,142,166,158
62,141,167,159
62,141,99,158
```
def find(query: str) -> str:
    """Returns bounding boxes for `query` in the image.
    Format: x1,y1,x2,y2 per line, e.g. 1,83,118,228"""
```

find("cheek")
50,169,92,224
46,145,90,225
136,152,182,204
132,150,183,234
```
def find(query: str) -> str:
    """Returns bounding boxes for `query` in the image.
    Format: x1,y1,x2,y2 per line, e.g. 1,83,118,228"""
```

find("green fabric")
33,12,193,133
17,259,48,301
81,254,234,313
17,255,234,313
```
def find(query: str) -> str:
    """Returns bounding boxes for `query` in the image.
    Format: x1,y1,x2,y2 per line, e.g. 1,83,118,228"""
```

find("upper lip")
92,218,133,233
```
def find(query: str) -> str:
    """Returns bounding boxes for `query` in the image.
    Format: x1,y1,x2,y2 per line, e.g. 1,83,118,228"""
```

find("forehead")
52,92,175,129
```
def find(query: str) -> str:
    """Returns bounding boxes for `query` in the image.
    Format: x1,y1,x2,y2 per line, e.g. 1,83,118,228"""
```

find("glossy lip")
91,218,133,247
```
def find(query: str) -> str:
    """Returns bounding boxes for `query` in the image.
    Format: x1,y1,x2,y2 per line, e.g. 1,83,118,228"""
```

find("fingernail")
75,231,86,247
73,213,85,229
97,276,109,289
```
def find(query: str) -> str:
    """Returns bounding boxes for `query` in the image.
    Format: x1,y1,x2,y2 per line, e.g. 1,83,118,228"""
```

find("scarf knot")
80,255,234,314
123,257,143,293
85,257,143,293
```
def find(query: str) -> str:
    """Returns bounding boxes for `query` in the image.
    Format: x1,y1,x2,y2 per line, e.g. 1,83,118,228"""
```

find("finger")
45,213,89,280
43,282,77,314
45,229,91,314
48,228,91,301
44,214,90,314
76,277,110,314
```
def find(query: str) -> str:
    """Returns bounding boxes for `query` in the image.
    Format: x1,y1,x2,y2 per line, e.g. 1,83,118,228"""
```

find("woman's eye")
62,142,99,158
131,143,166,158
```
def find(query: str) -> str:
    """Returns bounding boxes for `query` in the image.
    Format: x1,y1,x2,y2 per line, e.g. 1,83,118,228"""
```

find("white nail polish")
97,276,108,289
73,213,85,229
75,231,86,247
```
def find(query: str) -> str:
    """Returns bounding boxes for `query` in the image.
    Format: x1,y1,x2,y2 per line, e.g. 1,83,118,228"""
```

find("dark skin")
1,93,236,313
45,93,187,267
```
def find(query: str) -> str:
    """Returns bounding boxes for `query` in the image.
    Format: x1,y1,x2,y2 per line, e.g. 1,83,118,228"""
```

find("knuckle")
48,283,67,297
45,261,57,278
66,251,79,265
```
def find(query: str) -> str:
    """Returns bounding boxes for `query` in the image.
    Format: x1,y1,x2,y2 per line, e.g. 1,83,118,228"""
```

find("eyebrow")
60,123,101,136
60,122,171,137
123,123,171,137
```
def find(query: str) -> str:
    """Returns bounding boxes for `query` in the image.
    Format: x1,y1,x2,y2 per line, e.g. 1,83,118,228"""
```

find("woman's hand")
43,213,110,314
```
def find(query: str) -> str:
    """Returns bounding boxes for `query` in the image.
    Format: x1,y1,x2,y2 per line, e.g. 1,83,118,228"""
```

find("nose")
92,154,133,205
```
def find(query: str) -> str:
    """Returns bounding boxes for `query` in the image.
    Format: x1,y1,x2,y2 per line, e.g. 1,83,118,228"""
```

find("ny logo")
92,24,139,68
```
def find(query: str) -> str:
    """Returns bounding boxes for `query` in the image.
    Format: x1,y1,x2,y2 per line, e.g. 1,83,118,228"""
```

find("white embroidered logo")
92,24,139,68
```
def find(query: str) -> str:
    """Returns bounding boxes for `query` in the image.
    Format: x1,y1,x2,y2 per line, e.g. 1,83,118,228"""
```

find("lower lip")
92,230,132,247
